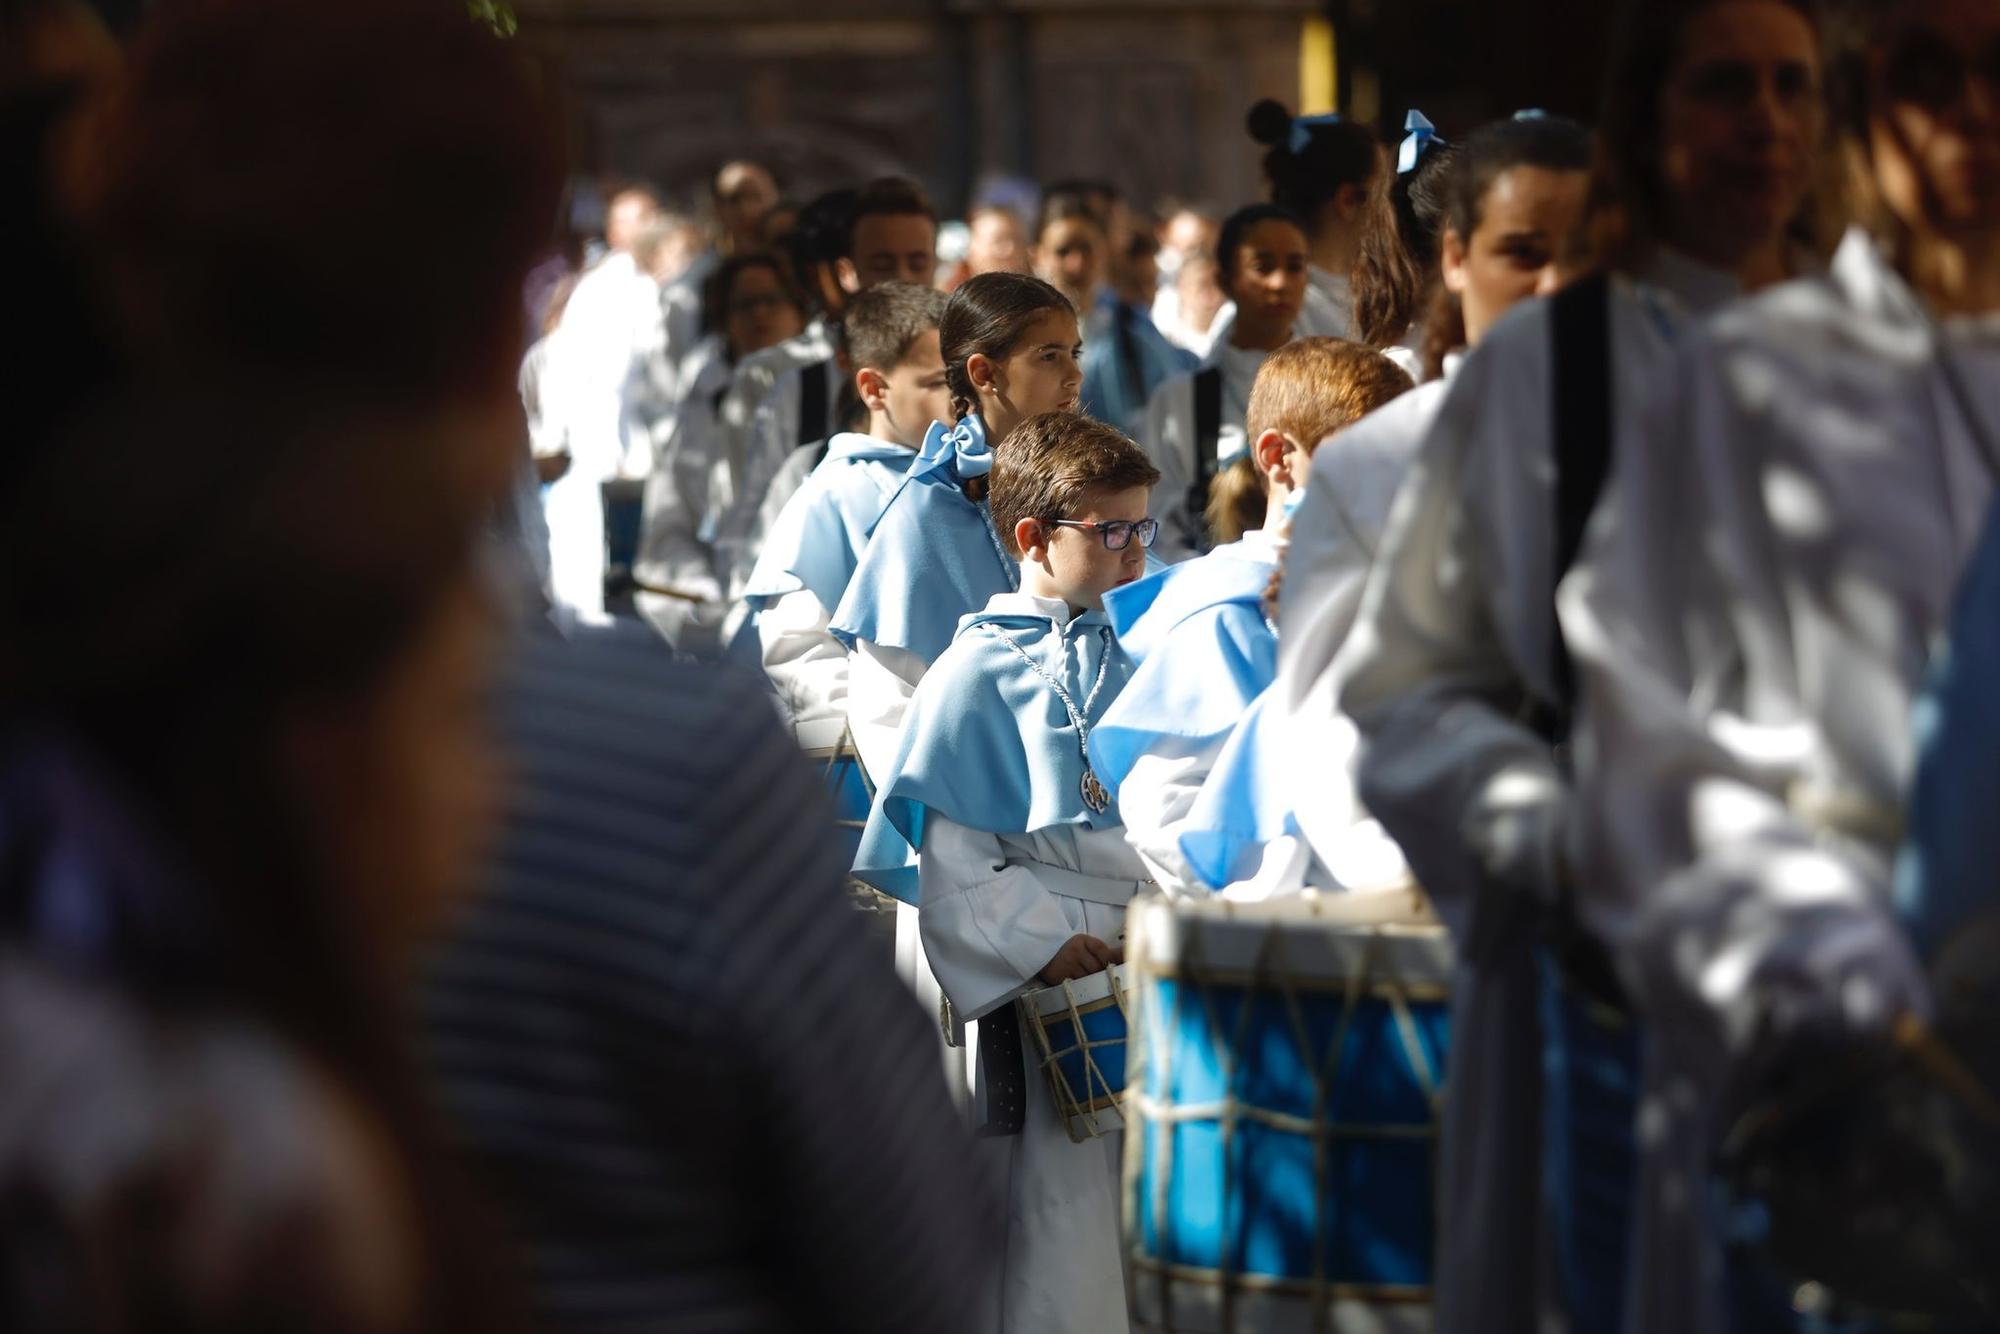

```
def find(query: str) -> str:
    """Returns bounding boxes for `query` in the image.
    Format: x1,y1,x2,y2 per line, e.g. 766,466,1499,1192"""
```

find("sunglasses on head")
1041,517,1159,551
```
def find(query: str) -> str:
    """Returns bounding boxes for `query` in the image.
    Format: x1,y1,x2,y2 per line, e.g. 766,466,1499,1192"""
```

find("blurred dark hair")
61,0,563,409
1352,135,1459,348
1246,99,1381,222
700,251,803,347
940,271,1074,424
1422,114,1593,378
1035,186,1111,244
1586,0,1827,272
1215,202,1309,287
847,174,937,242
783,186,858,310
843,279,947,373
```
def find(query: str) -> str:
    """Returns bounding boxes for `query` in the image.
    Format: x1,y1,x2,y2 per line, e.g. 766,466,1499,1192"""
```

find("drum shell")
1122,894,1452,1334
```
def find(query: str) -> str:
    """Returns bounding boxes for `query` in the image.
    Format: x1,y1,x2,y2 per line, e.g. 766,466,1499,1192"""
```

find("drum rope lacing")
1130,905,1446,1332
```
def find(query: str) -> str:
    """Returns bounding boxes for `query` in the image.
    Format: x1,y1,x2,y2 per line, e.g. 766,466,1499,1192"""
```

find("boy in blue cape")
855,413,1160,1334
1088,339,1410,895
737,282,951,724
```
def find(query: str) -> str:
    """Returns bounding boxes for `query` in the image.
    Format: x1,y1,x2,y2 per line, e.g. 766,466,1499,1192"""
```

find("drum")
1022,963,1134,1143
796,717,874,869
1123,891,1452,1334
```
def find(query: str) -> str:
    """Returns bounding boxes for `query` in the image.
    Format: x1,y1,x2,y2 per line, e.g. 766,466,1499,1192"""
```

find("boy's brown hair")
991,413,1161,557
842,280,948,374
1208,338,1414,544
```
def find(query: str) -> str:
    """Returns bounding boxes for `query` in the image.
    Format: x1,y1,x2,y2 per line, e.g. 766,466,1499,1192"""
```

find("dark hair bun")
1247,99,1293,148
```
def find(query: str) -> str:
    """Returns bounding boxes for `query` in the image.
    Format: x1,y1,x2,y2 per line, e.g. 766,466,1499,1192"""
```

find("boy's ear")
1335,181,1371,222
1253,428,1292,483
835,256,862,295
855,366,889,414
1013,515,1045,560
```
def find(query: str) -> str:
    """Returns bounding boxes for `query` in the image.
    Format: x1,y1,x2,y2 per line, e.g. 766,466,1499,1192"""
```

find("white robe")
708,326,840,595
1140,324,1272,561
1114,527,1280,894
1334,252,1742,1334
541,252,669,626
919,812,1145,1334
635,337,734,654
1558,229,2000,1334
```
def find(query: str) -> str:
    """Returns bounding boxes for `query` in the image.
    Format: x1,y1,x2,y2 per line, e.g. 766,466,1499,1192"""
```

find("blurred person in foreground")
0,0,562,1328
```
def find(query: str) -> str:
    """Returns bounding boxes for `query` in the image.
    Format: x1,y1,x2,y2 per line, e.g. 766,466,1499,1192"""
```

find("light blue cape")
853,601,1135,903
828,416,1018,665
1088,539,1279,798
741,433,916,613
1177,682,1300,891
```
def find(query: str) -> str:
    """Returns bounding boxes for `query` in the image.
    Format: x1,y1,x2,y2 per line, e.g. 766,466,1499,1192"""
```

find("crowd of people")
5,0,2000,1331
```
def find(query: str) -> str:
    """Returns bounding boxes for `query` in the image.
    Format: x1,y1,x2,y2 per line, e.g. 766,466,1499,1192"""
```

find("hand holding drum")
1038,933,1122,985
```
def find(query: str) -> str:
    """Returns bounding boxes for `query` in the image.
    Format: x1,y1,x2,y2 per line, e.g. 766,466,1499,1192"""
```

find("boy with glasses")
853,412,1160,1334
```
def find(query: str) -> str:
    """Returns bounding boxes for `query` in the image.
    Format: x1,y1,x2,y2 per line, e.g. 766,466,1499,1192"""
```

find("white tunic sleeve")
759,590,848,725
635,410,728,654
1336,337,1569,947
846,640,928,785
1116,741,1217,896
917,816,1088,1023
1560,328,1934,1091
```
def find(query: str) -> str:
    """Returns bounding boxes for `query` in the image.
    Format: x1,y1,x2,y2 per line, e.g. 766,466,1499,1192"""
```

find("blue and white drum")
1123,891,1451,1333
1021,963,1133,1143
796,717,874,870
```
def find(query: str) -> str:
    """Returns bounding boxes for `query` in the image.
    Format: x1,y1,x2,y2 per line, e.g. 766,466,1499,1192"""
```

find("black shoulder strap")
1192,366,1224,485
1182,366,1226,553
797,358,832,448
809,436,832,471
1547,271,1615,740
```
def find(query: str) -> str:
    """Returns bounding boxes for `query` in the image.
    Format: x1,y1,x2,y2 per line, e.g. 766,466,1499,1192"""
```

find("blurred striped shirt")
423,623,1000,1334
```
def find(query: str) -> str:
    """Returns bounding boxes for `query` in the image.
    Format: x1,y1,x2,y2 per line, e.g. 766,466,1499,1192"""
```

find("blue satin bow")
1397,110,1439,175
1288,111,1345,157
922,413,993,481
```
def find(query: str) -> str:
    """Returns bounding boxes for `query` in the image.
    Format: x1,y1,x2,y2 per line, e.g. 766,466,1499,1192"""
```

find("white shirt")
1140,323,1274,561
1559,230,2000,1334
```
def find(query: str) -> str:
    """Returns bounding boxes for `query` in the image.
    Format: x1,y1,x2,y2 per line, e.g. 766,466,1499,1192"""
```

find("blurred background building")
508,0,1617,217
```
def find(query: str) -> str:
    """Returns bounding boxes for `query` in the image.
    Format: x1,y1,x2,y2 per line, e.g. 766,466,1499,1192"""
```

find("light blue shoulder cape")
828,415,1019,665
852,600,1135,903
1087,538,1279,798
1177,681,1300,891
741,433,915,613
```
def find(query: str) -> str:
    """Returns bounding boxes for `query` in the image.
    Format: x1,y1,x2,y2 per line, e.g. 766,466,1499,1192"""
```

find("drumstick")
1894,1011,2000,1131
627,577,718,605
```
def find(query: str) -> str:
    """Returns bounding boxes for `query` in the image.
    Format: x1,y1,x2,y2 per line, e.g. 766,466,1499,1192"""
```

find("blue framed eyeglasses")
1043,517,1159,551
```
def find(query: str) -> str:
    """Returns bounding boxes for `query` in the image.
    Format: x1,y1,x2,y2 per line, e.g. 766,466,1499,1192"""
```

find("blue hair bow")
1397,110,1439,175
1289,111,1345,157
919,413,993,482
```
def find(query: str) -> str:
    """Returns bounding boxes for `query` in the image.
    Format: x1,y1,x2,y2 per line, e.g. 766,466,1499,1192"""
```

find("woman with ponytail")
1245,98,1383,339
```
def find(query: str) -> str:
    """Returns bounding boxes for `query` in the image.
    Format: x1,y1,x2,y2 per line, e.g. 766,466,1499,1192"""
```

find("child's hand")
1037,934,1122,986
